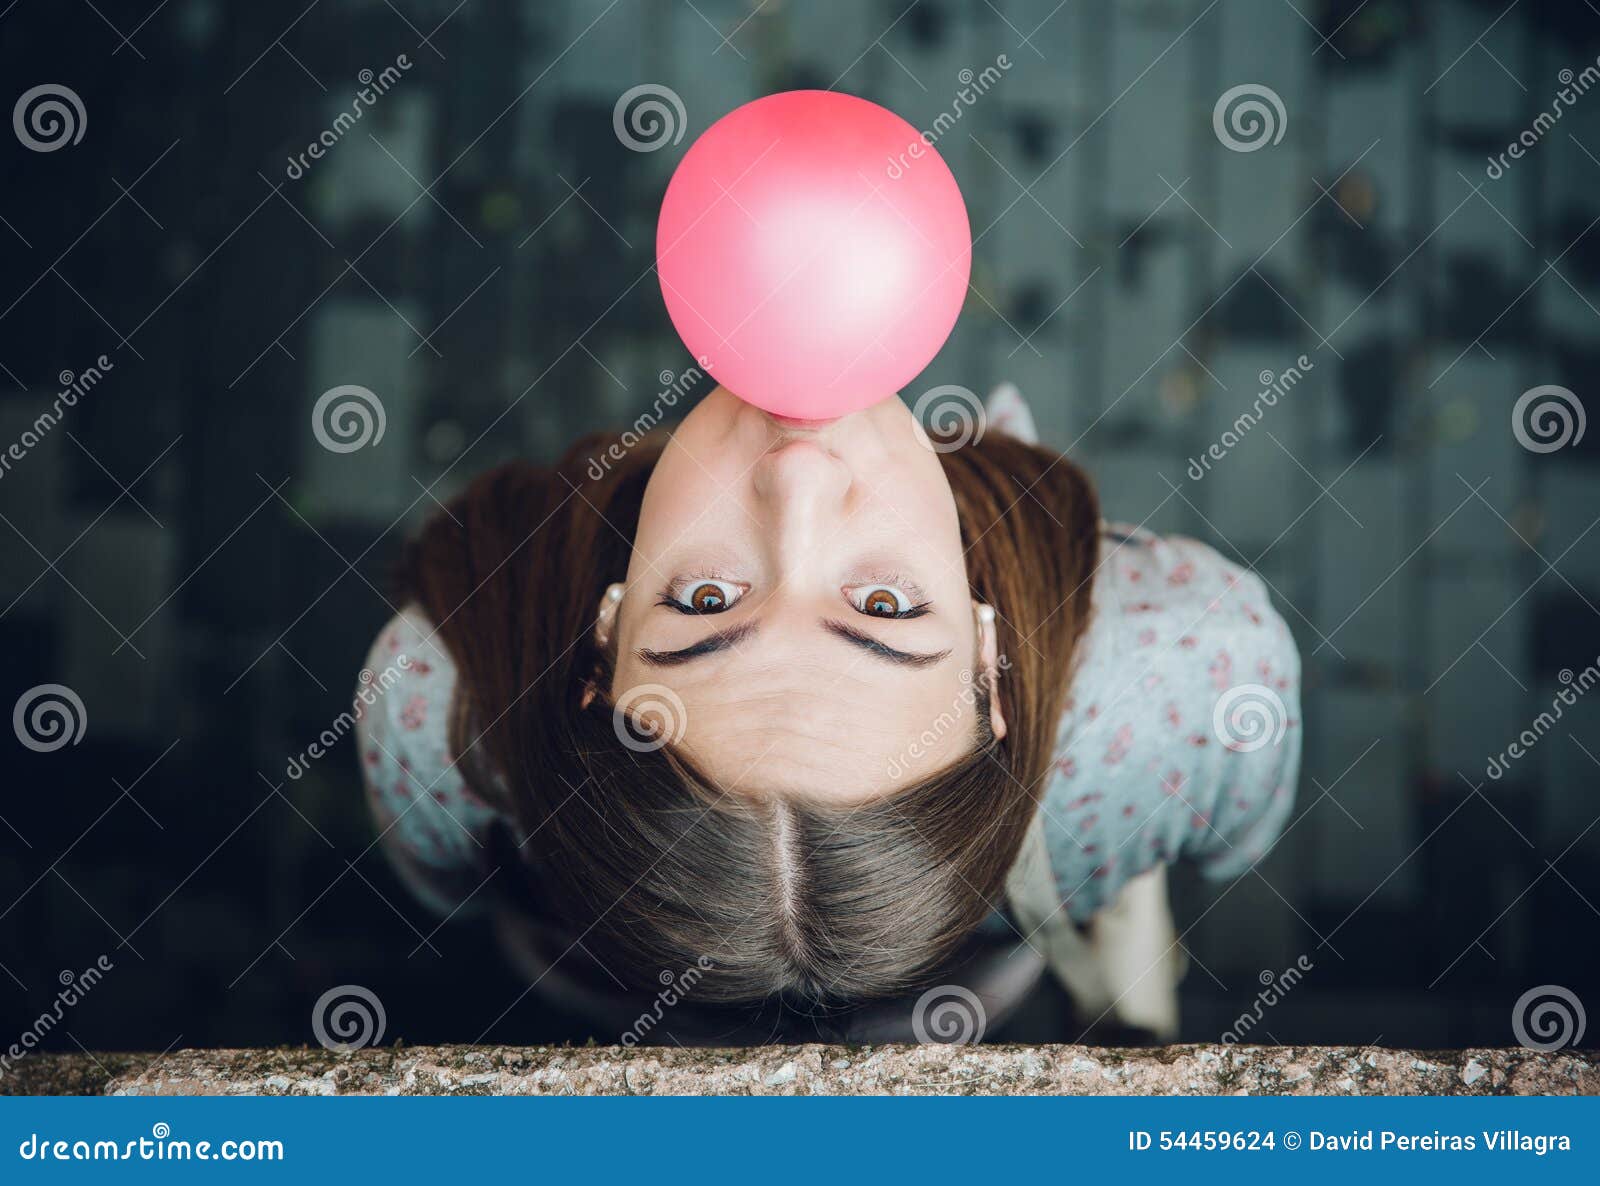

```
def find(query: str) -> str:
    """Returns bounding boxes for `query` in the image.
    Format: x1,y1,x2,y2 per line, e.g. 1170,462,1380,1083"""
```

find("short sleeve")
1039,525,1302,918
1171,551,1302,882
353,606,504,914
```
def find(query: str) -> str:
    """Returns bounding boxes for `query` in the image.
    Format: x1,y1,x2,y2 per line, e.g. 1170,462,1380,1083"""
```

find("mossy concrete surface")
5,1044,1597,1096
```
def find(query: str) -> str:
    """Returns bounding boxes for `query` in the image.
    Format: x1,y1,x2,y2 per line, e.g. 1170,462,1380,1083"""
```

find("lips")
769,413,841,430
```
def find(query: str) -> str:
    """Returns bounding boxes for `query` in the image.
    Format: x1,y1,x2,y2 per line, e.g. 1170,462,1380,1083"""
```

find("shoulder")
354,605,460,780
1036,525,1302,917
354,606,503,912
1083,524,1297,698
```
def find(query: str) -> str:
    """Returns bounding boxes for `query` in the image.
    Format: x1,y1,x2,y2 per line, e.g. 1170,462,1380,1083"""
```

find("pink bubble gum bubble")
656,90,972,421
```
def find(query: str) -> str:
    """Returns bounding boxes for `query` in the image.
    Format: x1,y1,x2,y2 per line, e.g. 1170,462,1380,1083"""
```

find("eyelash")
658,573,933,618
876,601,931,620
850,571,930,618
658,573,745,615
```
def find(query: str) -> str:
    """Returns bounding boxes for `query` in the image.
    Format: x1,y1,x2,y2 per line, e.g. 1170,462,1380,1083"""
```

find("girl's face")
607,386,1003,801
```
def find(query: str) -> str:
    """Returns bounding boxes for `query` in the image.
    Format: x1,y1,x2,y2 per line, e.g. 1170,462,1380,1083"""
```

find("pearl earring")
597,584,625,647
977,604,995,625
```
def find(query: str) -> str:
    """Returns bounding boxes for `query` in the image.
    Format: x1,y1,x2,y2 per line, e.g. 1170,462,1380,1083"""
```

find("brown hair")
400,426,1098,1011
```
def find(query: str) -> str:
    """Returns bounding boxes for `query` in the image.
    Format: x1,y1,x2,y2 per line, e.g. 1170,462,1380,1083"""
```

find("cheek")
883,453,960,523
632,468,719,561
876,473,966,560
608,652,640,699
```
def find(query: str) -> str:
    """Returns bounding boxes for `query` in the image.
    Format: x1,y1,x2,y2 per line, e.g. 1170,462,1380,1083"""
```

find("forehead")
615,652,983,800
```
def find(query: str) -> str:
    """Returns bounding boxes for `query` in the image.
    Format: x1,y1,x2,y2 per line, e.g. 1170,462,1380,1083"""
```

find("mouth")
769,413,841,430
762,437,844,464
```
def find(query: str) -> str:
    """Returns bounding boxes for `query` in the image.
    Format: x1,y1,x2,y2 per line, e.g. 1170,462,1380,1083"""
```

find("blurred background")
1,0,1598,1060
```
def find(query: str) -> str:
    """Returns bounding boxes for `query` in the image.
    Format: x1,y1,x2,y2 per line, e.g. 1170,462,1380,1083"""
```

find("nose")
752,440,850,509
752,442,851,565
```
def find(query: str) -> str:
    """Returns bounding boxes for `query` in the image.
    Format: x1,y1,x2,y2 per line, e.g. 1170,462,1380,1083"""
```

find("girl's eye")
670,579,745,614
847,584,925,619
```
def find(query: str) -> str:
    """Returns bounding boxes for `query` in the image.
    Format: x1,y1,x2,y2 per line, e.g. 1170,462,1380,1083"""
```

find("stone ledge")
6,1044,1597,1096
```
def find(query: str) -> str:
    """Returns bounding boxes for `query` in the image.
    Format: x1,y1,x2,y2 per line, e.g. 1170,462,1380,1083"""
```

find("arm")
353,606,505,915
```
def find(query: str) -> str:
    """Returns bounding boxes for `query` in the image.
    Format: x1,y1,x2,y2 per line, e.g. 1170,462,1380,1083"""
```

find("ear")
583,583,627,709
594,582,625,649
974,601,1007,741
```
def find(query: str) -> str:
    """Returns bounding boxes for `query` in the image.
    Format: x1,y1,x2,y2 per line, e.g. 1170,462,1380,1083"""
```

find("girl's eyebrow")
821,620,950,668
635,619,949,670
636,621,759,666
